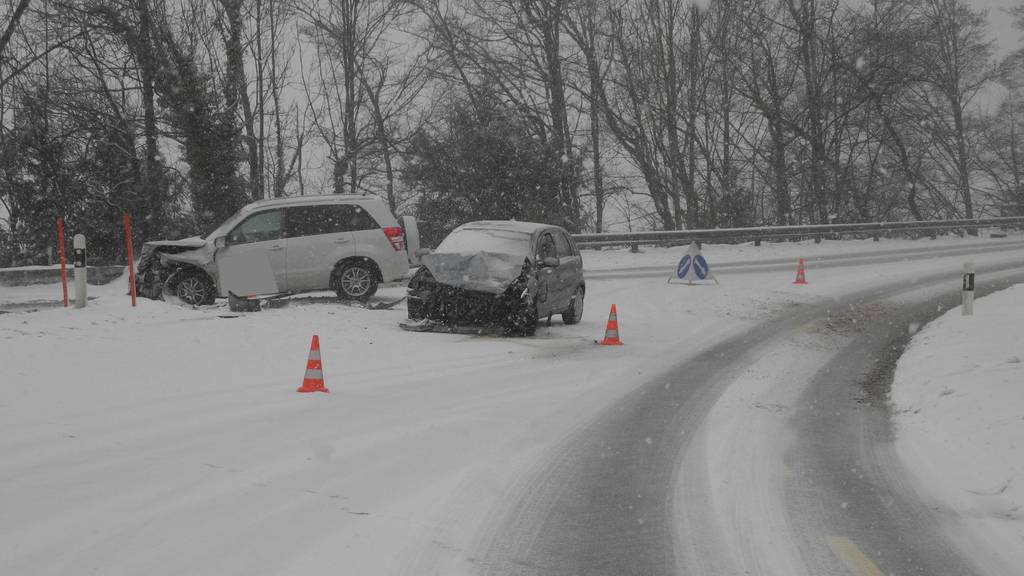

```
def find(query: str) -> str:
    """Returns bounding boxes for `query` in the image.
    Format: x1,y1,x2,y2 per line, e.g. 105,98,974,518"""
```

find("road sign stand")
668,242,718,285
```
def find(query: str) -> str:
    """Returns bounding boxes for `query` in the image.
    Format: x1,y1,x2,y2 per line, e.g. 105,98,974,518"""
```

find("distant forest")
2,0,1024,263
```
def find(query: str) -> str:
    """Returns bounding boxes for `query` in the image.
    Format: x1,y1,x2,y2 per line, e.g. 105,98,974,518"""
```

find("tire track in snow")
470,259,1024,576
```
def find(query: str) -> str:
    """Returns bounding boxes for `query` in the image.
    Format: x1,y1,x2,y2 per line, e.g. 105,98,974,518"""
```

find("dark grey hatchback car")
404,221,585,335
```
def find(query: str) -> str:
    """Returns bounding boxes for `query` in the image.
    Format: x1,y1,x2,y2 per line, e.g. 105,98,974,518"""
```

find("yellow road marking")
828,536,886,576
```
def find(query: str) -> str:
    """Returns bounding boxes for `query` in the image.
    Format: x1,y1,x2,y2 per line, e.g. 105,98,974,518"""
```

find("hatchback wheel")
333,262,379,301
562,286,584,325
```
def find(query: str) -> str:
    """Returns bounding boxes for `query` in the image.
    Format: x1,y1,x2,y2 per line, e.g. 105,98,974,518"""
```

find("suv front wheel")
333,261,379,301
167,269,217,306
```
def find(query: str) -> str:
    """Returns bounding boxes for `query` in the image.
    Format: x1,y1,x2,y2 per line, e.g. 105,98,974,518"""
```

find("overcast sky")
976,0,1021,56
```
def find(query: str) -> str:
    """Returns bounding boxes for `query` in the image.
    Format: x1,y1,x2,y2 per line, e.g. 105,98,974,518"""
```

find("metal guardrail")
572,217,1024,247
0,265,125,287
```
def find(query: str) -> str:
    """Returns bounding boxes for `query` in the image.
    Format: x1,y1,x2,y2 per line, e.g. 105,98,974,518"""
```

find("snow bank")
892,284,1024,570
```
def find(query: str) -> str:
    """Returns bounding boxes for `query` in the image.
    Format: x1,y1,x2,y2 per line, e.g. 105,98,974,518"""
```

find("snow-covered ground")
1,235,1023,575
891,285,1024,571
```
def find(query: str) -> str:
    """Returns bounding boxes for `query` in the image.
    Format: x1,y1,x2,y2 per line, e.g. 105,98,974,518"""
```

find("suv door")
216,209,287,295
284,204,358,292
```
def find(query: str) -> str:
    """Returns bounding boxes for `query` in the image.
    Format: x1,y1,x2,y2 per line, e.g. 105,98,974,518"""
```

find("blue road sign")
693,255,709,280
677,255,692,279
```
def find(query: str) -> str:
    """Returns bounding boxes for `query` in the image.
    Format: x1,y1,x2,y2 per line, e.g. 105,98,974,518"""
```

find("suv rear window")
286,204,380,237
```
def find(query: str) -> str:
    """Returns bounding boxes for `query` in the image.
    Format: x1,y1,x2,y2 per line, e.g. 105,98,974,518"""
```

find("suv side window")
229,210,284,244
286,204,380,237
553,231,573,258
286,206,324,237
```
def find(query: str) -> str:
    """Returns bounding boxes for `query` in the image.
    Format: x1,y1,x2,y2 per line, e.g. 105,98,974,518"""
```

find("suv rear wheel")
333,261,379,301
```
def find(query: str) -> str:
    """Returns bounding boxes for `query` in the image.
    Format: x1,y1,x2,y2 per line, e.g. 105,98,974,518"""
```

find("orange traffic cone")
297,335,329,393
599,304,624,345
793,258,808,285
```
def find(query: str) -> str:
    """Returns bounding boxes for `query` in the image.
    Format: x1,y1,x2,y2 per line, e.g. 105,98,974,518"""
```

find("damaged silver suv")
136,195,419,305
404,221,584,335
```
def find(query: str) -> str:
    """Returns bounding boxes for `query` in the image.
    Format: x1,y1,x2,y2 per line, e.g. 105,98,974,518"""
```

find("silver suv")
136,195,420,305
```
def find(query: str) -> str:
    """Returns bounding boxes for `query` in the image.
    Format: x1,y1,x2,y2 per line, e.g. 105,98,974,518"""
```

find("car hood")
420,252,529,294
142,237,207,250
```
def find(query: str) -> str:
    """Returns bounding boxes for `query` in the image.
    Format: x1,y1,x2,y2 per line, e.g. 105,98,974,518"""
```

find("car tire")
562,286,584,325
170,269,216,306
333,261,378,301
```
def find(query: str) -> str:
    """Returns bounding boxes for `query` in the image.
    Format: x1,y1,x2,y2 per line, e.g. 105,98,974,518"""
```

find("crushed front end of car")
404,252,539,335
134,238,217,303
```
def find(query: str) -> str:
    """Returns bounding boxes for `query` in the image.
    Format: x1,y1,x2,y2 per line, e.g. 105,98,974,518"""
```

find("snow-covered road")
2,235,1022,575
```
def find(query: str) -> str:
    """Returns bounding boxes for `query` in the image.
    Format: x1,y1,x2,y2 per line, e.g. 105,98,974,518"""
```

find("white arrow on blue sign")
677,255,692,279
693,255,708,280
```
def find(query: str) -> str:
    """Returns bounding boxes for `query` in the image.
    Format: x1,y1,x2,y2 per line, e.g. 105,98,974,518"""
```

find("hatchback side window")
229,210,284,244
537,233,557,261
553,231,573,258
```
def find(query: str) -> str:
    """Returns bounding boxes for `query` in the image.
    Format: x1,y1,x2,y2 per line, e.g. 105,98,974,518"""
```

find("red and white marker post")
73,234,87,309
962,261,975,316
123,213,137,307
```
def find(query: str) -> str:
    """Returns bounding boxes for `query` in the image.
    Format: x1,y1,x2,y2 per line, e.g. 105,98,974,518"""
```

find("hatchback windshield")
435,228,532,257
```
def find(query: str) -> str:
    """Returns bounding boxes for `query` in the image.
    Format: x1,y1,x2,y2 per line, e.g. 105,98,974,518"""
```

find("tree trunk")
769,119,790,225
952,103,974,220
590,87,604,233
683,5,703,229
136,0,162,237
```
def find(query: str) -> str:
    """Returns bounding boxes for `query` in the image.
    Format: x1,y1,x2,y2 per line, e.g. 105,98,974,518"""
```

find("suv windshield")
436,228,532,257
203,205,254,239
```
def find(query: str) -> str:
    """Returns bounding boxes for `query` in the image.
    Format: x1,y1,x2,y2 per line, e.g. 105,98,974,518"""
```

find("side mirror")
542,256,560,268
214,236,228,249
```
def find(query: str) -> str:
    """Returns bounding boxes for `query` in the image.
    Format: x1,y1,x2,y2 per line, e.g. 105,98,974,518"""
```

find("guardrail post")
73,234,87,308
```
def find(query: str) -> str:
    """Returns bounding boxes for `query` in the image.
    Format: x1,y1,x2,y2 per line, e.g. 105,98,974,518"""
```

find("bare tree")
917,0,995,219
295,0,411,195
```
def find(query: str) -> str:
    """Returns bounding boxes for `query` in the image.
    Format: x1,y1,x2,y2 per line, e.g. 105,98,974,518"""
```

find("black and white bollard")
73,234,87,309
961,261,975,316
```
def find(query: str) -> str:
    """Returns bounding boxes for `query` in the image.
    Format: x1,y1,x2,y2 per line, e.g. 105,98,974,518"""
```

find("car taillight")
383,226,405,251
